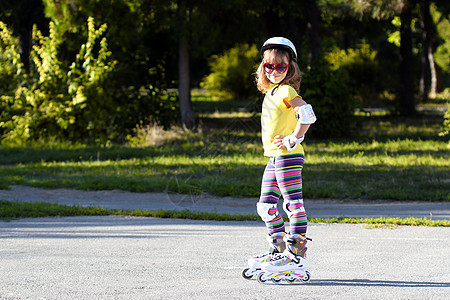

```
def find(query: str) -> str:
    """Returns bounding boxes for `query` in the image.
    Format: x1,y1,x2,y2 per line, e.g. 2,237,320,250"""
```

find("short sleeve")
279,85,300,102
279,85,301,108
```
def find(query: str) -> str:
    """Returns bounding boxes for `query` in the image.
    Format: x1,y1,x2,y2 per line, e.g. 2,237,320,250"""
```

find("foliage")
301,57,358,138
0,18,116,142
0,22,23,85
1,0,448,142
126,122,186,147
440,109,449,137
326,42,384,107
386,16,419,48
42,0,182,132
199,44,360,138
200,44,260,100
0,18,178,143
0,22,23,137
318,0,402,20
431,3,450,73
439,95,450,137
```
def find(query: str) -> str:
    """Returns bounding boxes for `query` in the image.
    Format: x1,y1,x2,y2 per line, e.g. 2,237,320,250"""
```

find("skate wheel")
242,268,253,280
257,272,267,284
302,271,311,282
286,278,296,284
271,278,281,283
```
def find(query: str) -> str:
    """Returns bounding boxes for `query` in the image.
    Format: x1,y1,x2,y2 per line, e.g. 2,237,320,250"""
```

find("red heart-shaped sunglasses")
263,63,290,74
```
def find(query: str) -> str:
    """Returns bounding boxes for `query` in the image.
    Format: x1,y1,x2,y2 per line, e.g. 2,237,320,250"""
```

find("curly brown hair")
255,48,302,94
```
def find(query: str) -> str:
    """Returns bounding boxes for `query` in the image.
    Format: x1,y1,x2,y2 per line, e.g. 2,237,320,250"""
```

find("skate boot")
242,232,286,280
257,234,311,284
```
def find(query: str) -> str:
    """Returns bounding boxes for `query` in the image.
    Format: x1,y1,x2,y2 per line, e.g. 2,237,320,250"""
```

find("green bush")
200,43,259,100
301,57,357,138
0,22,23,137
442,109,450,137
325,42,383,107
432,5,450,74
0,18,116,142
0,18,179,143
440,94,450,138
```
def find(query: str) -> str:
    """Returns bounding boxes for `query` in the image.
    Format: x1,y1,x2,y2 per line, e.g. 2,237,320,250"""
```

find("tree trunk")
18,24,32,73
262,5,281,37
18,0,43,73
178,1,196,130
429,46,437,95
307,0,319,66
420,0,432,102
399,0,416,115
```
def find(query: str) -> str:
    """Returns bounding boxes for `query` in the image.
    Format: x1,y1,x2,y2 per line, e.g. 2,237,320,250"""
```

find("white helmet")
260,37,297,61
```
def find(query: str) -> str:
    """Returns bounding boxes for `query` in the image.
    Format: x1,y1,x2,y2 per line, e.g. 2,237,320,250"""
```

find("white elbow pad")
296,104,317,124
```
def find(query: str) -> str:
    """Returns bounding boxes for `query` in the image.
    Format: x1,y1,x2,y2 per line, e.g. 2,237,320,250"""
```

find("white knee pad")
283,199,305,218
257,203,278,221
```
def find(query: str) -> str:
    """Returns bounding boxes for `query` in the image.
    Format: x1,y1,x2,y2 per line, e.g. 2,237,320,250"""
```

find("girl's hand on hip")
273,135,288,149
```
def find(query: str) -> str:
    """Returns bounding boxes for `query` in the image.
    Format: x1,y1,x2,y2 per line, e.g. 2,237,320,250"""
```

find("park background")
0,1,448,210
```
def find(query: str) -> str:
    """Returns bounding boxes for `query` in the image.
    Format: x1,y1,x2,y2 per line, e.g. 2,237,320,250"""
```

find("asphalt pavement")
1,185,449,220
0,216,449,299
0,186,449,299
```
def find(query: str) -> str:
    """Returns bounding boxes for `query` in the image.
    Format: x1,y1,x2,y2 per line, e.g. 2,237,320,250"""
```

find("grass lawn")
0,101,448,202
1,200,448,226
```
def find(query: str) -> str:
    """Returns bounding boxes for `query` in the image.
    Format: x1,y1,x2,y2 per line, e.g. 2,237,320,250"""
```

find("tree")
427,1,450,95
42,0,181,133
419,0,434,102
307,0,320,65
177,0,195,130
325,0,417,114
398,0,416,115
0,0,48,72
0,18,118,142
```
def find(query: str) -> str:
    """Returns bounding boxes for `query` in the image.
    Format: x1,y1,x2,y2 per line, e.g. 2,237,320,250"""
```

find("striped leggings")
258,154,307,236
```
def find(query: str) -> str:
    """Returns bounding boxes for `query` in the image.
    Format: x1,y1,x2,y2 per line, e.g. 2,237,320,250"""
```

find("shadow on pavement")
293,279,450,287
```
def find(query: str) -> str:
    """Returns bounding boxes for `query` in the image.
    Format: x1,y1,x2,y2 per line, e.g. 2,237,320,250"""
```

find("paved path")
0,185,449,220
1,186,449,299
0,216,449,299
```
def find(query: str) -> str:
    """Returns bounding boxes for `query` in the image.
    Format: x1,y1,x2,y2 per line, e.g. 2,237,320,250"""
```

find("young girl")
242,37,316,283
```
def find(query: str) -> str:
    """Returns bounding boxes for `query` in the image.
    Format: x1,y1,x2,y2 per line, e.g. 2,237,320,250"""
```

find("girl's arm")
291,96,311,139
274,97,315,149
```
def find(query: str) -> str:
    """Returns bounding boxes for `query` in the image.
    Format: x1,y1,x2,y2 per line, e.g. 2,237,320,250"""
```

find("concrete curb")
1,185,449,220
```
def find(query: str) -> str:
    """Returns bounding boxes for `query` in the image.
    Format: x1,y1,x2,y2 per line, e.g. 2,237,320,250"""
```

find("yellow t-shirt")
261,84,304,157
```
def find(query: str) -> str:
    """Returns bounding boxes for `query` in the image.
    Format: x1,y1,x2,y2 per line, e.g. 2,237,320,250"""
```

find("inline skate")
242,232,286,280
257,234,311,284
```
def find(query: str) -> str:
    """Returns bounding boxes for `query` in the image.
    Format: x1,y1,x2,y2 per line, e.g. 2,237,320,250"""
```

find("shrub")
200,44,259,100
126,121,185,147
439,94,450,138
0,18,116,142
325,42,383,107
0,18,179,143
0,22,24,137
301,57,357,138
0,22,23,90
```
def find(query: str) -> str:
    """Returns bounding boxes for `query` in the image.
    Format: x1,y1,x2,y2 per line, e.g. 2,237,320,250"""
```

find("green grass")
0,200,111,220
0,135,447,201
1,200,448,227
0,105,448,201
